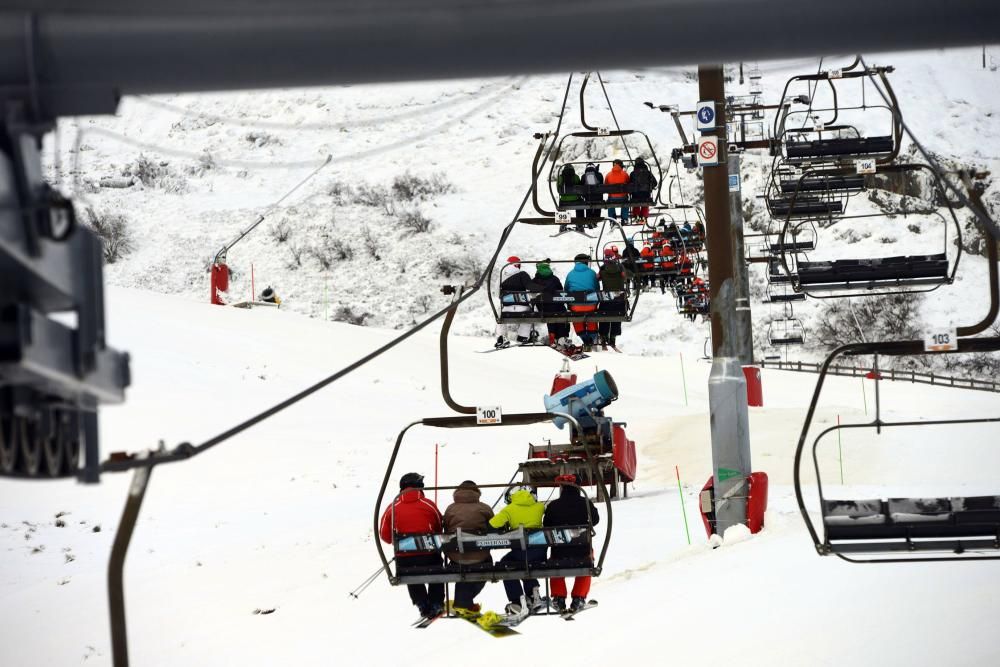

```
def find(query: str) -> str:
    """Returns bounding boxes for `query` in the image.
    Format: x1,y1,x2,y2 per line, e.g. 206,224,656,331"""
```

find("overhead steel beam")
1,1,999,115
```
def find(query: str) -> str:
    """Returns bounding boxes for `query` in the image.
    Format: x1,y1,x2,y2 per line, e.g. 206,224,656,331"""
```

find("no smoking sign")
697,135,719,167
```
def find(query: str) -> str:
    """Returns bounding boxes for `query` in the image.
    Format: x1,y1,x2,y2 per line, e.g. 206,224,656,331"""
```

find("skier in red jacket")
379,472,445,618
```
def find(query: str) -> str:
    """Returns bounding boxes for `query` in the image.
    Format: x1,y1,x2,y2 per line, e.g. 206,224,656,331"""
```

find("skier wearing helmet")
496,256,544,348
544,474,600,613
379,472,445,619
489,485,547,614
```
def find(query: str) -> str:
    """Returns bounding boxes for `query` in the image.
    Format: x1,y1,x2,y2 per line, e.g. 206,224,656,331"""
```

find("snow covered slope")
48,49,1000,360
1,287,998,666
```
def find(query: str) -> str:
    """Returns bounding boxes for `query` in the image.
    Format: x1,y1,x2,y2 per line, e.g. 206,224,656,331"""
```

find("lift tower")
699,65,752,535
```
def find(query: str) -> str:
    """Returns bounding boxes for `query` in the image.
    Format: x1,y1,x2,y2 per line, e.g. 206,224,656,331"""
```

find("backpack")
558,165,577,193
581,166,601,187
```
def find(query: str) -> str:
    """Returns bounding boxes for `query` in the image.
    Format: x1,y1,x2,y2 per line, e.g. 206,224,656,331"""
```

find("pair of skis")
413,598,598,633
481,341,591,360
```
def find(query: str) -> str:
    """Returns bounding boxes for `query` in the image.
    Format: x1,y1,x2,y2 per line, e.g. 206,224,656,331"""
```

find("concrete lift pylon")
699,64,753,535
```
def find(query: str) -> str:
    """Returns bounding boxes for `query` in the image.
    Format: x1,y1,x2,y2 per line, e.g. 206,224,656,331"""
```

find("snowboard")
561,599,598,620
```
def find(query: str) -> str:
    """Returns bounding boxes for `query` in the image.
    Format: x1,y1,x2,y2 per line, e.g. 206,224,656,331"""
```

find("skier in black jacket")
497,256,544,347
543,474,600,613
533,260,570,346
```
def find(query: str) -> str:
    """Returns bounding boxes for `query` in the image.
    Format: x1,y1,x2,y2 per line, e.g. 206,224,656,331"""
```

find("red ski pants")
570,304,598,335
549,576,591,599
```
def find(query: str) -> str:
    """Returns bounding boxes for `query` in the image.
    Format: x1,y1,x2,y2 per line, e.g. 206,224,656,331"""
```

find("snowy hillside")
46,49,1000,362
2,287,999,665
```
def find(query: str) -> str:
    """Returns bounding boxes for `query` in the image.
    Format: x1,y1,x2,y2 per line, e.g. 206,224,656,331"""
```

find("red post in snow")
434,443,439,505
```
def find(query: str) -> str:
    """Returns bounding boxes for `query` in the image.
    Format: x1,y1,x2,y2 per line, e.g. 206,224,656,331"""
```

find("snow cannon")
544,370,618,430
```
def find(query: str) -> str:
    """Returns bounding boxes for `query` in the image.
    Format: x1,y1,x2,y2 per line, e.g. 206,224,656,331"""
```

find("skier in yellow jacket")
489,486,546,614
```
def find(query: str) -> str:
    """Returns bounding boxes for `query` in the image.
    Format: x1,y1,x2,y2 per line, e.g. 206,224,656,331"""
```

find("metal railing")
758,359,1000,393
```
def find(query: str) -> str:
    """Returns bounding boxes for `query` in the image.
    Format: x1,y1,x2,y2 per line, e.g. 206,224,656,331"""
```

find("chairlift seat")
764,291,806,303
499,290,631,323
779,174,865,194
785,135,894,160
768,197,843,218
797,253,949,290
823,496,1000,553
769,240,816,253
770,335,804,345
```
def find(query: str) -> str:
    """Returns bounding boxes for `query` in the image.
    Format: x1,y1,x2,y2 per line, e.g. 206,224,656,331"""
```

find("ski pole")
491,469,520,509
861,378,868,416
349,560,392,599
675,465,691,545
679,352,689,407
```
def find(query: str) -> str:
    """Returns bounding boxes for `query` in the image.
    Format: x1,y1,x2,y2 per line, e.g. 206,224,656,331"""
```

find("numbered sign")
813,122,825,132
829,68,843,79
555,211,570,223
696,100,716,131
597,127,610,136
697,135,719,167
924,328,958,352
476,406,502,425
855,158,876,174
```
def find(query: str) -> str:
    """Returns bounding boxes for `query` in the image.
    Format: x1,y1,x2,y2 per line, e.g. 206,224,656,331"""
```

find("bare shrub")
399,209,432,234
391,172,455,201
813,293,923,349
357,184,395,215
270,220,292,244
360,225,381,261
244,131,282,148
185,151,217,177
310,236,353,270
330,305,371,326
122,154,189,193
434,253,483,281
328,181,354,205
286,242,306,269
83,207,134,264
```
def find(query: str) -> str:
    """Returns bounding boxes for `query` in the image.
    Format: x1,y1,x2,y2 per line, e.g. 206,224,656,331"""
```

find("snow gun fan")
543,371,618,430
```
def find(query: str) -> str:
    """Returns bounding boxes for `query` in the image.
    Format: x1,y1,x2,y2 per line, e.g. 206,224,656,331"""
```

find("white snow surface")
2,286,999,666
48,48,1000,359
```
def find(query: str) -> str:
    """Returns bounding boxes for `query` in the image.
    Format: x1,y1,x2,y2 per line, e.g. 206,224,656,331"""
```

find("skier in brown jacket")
443,480,495,611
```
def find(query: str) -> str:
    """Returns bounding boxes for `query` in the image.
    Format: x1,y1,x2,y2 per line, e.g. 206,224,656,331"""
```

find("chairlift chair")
772,65,902,168
793,337,1000,563
766,317,805,345
489,258,639,326
375,411,613,585
773,163,963,298
548,130,664,213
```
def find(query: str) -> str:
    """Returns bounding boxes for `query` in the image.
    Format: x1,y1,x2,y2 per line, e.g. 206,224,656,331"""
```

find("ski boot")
551,597,567,613
495,336,509,350
570,597,587,613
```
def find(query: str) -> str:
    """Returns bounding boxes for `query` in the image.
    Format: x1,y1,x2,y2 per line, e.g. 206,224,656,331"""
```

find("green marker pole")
861,378,868,416
837,414,845,484
679,352,689,407
675,465,691,545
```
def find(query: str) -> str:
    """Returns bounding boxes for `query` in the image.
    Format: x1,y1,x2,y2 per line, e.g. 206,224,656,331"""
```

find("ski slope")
1,287,998,666
49,48,1000,360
